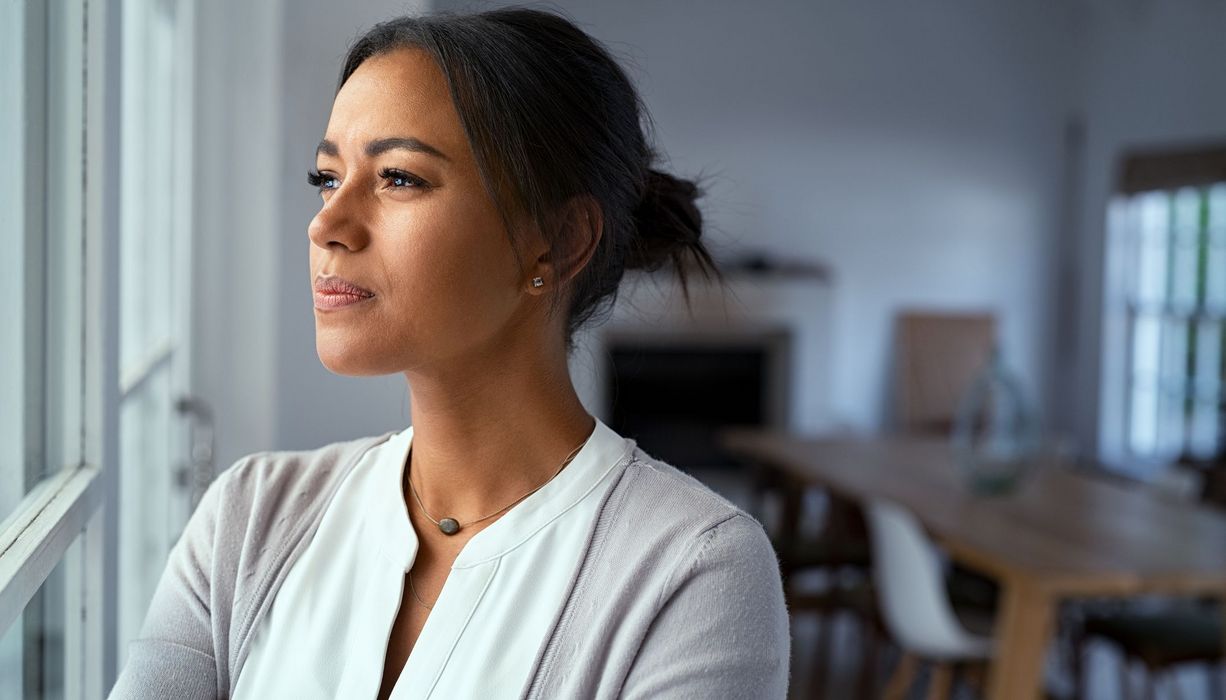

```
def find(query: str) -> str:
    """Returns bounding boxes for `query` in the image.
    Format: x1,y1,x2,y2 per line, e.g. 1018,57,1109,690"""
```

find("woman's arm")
619,514,792,699
107,468,231,700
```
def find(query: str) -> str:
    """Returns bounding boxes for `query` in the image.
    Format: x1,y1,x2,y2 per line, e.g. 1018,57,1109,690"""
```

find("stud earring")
531,277,544,288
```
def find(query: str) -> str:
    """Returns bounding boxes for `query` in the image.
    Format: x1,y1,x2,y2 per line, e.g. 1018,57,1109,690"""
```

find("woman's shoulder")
194,431,398,552
593,445,780,580
611,446,768,540
529,446,789,698
221,431,396,492
205,431,396,518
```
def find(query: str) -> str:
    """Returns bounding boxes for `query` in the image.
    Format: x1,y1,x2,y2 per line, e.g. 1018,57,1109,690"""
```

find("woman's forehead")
324,48,468,160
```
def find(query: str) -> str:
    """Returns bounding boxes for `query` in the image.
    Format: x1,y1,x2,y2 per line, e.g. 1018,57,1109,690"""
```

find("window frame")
1102,143,1226,472
0,0,123,695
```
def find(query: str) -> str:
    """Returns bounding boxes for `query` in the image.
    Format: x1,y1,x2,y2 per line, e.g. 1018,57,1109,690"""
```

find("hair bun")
627,169,706,273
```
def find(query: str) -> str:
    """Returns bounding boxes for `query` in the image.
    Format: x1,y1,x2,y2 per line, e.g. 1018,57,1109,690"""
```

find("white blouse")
232,417,635,699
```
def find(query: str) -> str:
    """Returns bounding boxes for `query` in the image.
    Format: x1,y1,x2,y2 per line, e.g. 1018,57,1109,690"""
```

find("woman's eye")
306,170,339,192
379,168,429,190
305,168,429,194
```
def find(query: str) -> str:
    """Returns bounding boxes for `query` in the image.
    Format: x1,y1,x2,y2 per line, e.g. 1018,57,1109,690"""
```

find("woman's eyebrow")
315,137,451,162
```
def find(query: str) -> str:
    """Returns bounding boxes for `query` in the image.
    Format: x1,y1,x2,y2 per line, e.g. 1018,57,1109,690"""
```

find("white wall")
1070,0,1226,462
192,0,283,471
437,0,1079,433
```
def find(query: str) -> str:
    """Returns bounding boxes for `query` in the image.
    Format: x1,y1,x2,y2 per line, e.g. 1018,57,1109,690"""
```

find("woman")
111,7,789,699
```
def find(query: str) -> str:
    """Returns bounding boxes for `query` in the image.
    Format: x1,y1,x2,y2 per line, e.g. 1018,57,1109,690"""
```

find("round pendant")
438,518,460,535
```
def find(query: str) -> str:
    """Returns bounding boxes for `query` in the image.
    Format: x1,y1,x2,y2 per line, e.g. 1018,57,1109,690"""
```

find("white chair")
865,498,995,699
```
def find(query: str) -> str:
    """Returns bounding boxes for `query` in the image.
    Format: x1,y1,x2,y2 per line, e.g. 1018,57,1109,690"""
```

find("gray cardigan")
108,432,791,699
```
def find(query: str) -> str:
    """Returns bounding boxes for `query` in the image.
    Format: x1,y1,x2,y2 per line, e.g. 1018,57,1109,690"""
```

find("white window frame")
0,0,123,696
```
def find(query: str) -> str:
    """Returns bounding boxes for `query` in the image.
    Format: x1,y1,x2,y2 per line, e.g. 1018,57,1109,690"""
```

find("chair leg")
1141,665,1155,700
1069,626,1084,700
884,653,919,700
1168,668,1185,700
810,612,831,698
855,621,880,700
960,661,987,697
926,663,953,700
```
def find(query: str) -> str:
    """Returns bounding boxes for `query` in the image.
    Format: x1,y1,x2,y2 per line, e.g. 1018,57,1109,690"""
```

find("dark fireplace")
603,329,792,471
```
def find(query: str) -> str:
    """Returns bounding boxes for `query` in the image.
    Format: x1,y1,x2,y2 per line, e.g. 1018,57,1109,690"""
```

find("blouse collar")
377,417,636,572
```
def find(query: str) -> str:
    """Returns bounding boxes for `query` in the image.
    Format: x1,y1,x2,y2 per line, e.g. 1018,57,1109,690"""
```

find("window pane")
1128,313,1162,454
0,0,44,523
1189,319,1223,457
119,363,179,650
0,0,88,523
1134,191,1170,307
1121,181,1226,461
1157,317,1190,457
120,0,181,376
43,0,88,480
116,0,198,661
1168,187,1200,309
1208,184,1226,309
0,536,82,700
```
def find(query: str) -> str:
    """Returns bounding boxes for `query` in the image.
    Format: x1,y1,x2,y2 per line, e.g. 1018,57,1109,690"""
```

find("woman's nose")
307,183,372,252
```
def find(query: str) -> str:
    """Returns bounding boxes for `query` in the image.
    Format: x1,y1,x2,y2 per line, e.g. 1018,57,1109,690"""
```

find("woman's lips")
314,291,375,310
313,275,375,311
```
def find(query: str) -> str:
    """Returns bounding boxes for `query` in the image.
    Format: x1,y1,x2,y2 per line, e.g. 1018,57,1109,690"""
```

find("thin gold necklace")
404,433,590,608
405,433,591,536
408,569,434,610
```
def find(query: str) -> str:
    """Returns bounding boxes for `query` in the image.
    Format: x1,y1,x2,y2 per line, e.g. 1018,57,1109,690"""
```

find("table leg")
987,579,1054,700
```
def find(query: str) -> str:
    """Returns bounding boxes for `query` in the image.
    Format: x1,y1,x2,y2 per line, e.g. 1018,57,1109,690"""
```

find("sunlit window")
1119,183,1226,460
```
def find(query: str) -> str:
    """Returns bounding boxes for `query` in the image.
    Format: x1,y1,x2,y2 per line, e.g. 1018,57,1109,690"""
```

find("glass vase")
951,348,1040,496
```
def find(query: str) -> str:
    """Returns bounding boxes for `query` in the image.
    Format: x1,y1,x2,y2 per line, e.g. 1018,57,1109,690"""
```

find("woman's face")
308,47,540,376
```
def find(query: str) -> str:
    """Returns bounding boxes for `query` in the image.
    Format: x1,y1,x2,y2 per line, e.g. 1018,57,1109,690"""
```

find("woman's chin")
315,339,384,376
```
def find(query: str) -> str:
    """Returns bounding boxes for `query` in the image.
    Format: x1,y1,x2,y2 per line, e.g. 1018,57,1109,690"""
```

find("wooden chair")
1072,602,1223,700
893,311,997,436
1072,454,1226,700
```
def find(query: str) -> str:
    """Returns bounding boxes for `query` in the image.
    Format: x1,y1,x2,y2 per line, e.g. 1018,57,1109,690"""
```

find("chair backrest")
894,311,997,436
864,498,989,659
1176,452,1226,510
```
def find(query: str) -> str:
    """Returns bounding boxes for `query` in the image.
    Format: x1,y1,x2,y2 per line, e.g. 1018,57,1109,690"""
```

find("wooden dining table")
719,428,1226,700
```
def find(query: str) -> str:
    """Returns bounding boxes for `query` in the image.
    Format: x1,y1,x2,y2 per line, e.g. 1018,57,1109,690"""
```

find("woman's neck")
401,345,596,523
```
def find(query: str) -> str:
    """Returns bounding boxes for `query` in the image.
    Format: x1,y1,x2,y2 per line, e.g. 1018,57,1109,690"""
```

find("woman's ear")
527,195,603,293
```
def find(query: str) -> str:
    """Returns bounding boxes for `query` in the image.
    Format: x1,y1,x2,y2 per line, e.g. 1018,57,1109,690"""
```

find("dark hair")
338,5,722,352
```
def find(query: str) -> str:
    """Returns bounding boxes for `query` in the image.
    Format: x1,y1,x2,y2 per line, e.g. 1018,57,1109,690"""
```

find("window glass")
1122,182,1226,460
0,536,83,700
0,0,88,525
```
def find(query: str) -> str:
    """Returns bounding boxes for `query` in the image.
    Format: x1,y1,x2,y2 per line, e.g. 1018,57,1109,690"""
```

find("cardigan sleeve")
108,465,233,700
619,513,792,699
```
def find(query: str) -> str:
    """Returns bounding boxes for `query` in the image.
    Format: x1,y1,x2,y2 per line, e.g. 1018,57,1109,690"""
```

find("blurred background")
2,0,1225,698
